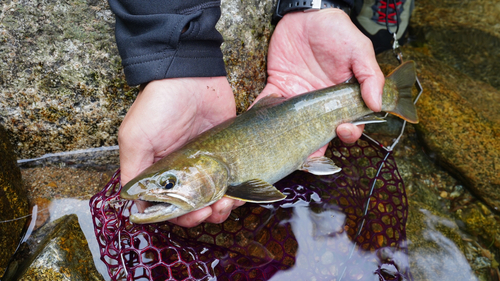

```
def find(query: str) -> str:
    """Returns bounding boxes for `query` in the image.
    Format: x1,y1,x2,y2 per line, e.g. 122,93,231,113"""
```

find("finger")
359,72,384,112
352,45,385,113
337,123,364,143
232,199,246,209
118,124,154,186
308,144,328,158
204,197,244,224
168,207,212,228
133,200,149,213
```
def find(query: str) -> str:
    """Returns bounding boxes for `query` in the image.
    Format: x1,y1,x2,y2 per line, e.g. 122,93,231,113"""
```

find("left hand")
118,77,245,227
256,9,385,155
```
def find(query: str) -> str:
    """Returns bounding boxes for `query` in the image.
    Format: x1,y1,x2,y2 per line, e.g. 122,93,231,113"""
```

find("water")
3,133,498,280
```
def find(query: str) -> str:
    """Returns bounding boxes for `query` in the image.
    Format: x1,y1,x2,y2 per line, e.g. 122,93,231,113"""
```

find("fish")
121,61,419,224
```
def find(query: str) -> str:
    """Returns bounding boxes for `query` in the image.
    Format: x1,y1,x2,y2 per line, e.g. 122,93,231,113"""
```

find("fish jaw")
128,189,206,224
129,202,192,224
123,181,206,224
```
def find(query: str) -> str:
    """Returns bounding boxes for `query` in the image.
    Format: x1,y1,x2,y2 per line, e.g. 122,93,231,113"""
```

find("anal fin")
300,156,341,175
225,179,286,203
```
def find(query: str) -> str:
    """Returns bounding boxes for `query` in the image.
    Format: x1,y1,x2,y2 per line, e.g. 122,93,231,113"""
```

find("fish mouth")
130,200,190,224
128,192,196,224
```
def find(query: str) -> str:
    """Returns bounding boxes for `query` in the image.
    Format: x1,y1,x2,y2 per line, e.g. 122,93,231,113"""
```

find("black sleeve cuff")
109,0,227,86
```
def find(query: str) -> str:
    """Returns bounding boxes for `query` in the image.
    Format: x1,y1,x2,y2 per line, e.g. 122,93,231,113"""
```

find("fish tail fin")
384,61,419,124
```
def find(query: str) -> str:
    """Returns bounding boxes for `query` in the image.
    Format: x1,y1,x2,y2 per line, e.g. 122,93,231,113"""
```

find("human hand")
118,77,245,227
257,9,385,155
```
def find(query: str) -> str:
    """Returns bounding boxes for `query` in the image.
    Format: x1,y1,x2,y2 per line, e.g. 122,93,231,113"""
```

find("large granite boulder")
0,0,135,159
218,0,274,113
0,0,273,159
0,125,29,277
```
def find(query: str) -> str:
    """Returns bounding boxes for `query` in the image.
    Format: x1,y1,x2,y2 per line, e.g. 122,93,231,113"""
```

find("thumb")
118,121,155,186
351,42,385,112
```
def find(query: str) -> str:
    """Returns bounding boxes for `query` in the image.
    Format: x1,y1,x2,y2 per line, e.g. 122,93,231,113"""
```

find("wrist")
272,0,351,25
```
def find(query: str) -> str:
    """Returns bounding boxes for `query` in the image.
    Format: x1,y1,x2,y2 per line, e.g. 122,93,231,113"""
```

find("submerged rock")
367,116,496,280
411,0,500,90
4,214,103,281
378,48,500,212
406,203,479,281
0,125,29,277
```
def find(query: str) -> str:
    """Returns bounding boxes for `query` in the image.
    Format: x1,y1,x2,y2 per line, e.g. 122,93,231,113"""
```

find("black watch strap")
272,0,351,24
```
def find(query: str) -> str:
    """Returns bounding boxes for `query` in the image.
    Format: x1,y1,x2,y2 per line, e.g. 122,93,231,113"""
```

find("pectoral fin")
225,179,286,203
300,156,342,175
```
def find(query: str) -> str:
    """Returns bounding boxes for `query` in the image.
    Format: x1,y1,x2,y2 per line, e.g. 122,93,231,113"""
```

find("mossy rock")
411,0,500,90
377,47,500,212
0,125,29,277
4,214,103,281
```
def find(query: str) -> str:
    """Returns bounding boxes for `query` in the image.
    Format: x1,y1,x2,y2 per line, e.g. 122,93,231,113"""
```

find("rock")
411,0,500,90
377,47,500,212
458,202,500,249
368,117,496,280
406,203,481,281
0,125,29,277
0,0,273,159
218,0,273,114
0,0,136,159
3,214,103,281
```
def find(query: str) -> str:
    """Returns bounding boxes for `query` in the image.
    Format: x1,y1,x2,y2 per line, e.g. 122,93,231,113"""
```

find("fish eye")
159,175,176,189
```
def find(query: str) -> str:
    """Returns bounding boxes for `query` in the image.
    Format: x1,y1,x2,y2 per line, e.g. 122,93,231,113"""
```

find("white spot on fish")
324,100,342,112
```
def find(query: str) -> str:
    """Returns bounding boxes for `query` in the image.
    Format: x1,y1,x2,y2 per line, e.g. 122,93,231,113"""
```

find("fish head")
120,153,229,224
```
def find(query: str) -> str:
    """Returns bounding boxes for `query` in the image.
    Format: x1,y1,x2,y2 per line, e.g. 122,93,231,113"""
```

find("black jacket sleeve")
108,0,227,86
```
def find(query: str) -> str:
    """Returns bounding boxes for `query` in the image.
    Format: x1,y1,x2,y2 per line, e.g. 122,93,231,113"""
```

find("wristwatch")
272,0,351,25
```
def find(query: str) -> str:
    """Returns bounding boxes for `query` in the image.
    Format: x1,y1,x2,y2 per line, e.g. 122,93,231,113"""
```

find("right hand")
256,9,385,152
118,77,245,227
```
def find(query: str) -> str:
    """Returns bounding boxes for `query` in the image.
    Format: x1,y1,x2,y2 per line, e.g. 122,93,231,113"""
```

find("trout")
121,61,419,224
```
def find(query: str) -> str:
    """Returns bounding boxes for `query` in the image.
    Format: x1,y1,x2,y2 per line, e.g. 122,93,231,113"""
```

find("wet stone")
3,214,103,281
406,202,490,281
0,125,29,277
411,0,500,90
377,107,498,280
378,47,500,212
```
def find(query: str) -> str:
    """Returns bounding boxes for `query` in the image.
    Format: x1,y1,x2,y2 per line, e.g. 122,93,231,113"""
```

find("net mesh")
90,136,411,280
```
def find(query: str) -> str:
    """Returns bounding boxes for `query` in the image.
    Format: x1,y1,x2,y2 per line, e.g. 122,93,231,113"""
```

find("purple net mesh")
90,136,410,281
